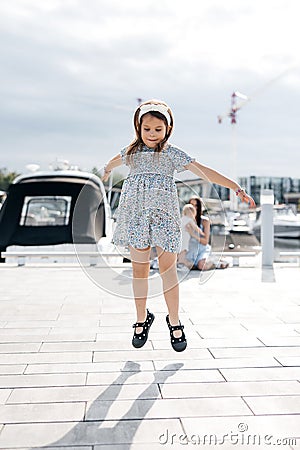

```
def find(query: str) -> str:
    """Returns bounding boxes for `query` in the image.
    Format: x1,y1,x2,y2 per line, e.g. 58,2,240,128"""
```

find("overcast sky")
1,0,300,178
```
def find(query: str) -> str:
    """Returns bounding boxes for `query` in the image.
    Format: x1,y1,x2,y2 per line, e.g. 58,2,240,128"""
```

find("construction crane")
218,91,249,125
217,66,296,211
218,67,296,209
218,91,250,211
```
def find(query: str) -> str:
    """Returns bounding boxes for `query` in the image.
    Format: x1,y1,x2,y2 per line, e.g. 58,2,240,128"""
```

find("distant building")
176,175,300,210
107,172,300,212
240,176,300,209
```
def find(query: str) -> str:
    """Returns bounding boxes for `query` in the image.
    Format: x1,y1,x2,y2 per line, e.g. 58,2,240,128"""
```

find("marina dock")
0,262,299,449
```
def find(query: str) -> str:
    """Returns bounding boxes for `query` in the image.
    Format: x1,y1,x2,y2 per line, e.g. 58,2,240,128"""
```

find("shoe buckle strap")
170,324,184,331
132,322,145,328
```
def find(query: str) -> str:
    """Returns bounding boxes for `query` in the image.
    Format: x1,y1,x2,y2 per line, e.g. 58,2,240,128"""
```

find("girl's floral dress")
112,144,195,253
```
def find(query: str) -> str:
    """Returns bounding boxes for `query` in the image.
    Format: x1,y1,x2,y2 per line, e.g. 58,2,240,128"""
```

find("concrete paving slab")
85,397,252,420
0,365,26,375
96,330,201,341
161,380,300,398
280,314,300,324
87,368,224,385
56,315,102,323
40,332,98,341
153,357,280,370
40,340,153,352
0,419,182,447
244,394,300,415
240,324,300,335
181,415,300,443
96,323,198,334
5,447,93,450
0,389,11,404
0,313,60,321
0,304,62,314
181,312,236,322
0,402,85,423
210,346,300,358
276,356,300,367
0,334,97,343
252,336,300,346
0,373,86,388
237,317,285,324
24,360,154,374
4,320,100,328
0,343,41,353
151,336,264,349
0,351,93,364
48,327,108,334
59,304,101,314
94,445,189,450
0,328,50,336
7,384,161,404
1,265,300,448
220,367,300,381
93,348,212,362
193,324,252,338
10,447,93,450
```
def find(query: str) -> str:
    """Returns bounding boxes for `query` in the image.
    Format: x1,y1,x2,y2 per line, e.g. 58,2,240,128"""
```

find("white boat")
251,205,300,238
227,212,252,234
0,170,121,265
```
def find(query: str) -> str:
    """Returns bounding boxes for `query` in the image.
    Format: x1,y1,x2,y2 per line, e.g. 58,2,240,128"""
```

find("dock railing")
1,250,259,267
278,251,300,266
0,251,130,267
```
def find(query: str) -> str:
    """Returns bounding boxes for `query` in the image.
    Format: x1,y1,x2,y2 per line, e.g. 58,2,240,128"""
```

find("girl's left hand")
102,165,112,182
236,189,256,208
102,172,111,182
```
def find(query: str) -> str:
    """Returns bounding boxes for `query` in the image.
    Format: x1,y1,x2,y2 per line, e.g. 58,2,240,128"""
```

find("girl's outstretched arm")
185,160,256,207
102,154,123,182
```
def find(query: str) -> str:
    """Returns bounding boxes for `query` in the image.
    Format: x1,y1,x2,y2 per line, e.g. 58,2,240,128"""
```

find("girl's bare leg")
156,246,182,338
129,245,151,334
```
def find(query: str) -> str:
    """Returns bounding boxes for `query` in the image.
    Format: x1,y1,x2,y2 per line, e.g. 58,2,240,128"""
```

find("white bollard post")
261,189,274,267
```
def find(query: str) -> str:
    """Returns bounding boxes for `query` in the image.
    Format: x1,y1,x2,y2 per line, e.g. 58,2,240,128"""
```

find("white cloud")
0,0,300,177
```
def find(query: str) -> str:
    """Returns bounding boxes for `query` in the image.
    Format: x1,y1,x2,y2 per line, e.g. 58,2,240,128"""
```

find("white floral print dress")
112,144,195,253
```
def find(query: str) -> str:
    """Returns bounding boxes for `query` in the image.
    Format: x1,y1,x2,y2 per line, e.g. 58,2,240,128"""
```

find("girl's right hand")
236,189,256,207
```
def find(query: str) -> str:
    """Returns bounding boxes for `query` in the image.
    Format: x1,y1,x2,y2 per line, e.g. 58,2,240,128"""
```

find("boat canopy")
0,171,109,253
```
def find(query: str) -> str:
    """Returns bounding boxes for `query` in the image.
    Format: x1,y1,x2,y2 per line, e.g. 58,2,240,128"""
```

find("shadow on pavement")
31,360,184,449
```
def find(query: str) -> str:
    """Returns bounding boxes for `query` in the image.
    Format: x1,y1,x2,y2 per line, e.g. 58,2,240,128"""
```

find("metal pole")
230,121,238,211
107,173,113,205
261,189,274,267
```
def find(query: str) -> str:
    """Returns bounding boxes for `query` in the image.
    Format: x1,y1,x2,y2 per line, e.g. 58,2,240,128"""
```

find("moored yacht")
250,204,300,238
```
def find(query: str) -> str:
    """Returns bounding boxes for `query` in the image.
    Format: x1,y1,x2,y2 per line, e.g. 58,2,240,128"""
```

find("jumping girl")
102,99,255,352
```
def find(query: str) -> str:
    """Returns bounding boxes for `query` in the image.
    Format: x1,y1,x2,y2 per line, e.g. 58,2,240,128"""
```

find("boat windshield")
20,196,72,226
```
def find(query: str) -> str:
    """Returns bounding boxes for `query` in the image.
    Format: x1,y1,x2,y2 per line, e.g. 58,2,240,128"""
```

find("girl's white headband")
138,104,171,126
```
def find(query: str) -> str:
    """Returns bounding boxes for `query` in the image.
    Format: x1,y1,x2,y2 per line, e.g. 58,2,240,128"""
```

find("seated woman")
179,197,228,270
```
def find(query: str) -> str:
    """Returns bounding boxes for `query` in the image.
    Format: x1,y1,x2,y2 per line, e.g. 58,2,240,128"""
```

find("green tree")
0,168,20,191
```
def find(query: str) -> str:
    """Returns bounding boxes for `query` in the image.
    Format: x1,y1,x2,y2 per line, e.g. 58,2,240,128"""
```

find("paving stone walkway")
0,263,299,449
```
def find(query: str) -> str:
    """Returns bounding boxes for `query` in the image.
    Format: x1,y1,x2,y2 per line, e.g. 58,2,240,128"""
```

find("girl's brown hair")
125,99,174,163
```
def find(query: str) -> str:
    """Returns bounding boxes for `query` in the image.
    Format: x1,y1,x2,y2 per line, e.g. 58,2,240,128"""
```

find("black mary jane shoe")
132,309,155,348
166,315,187,352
